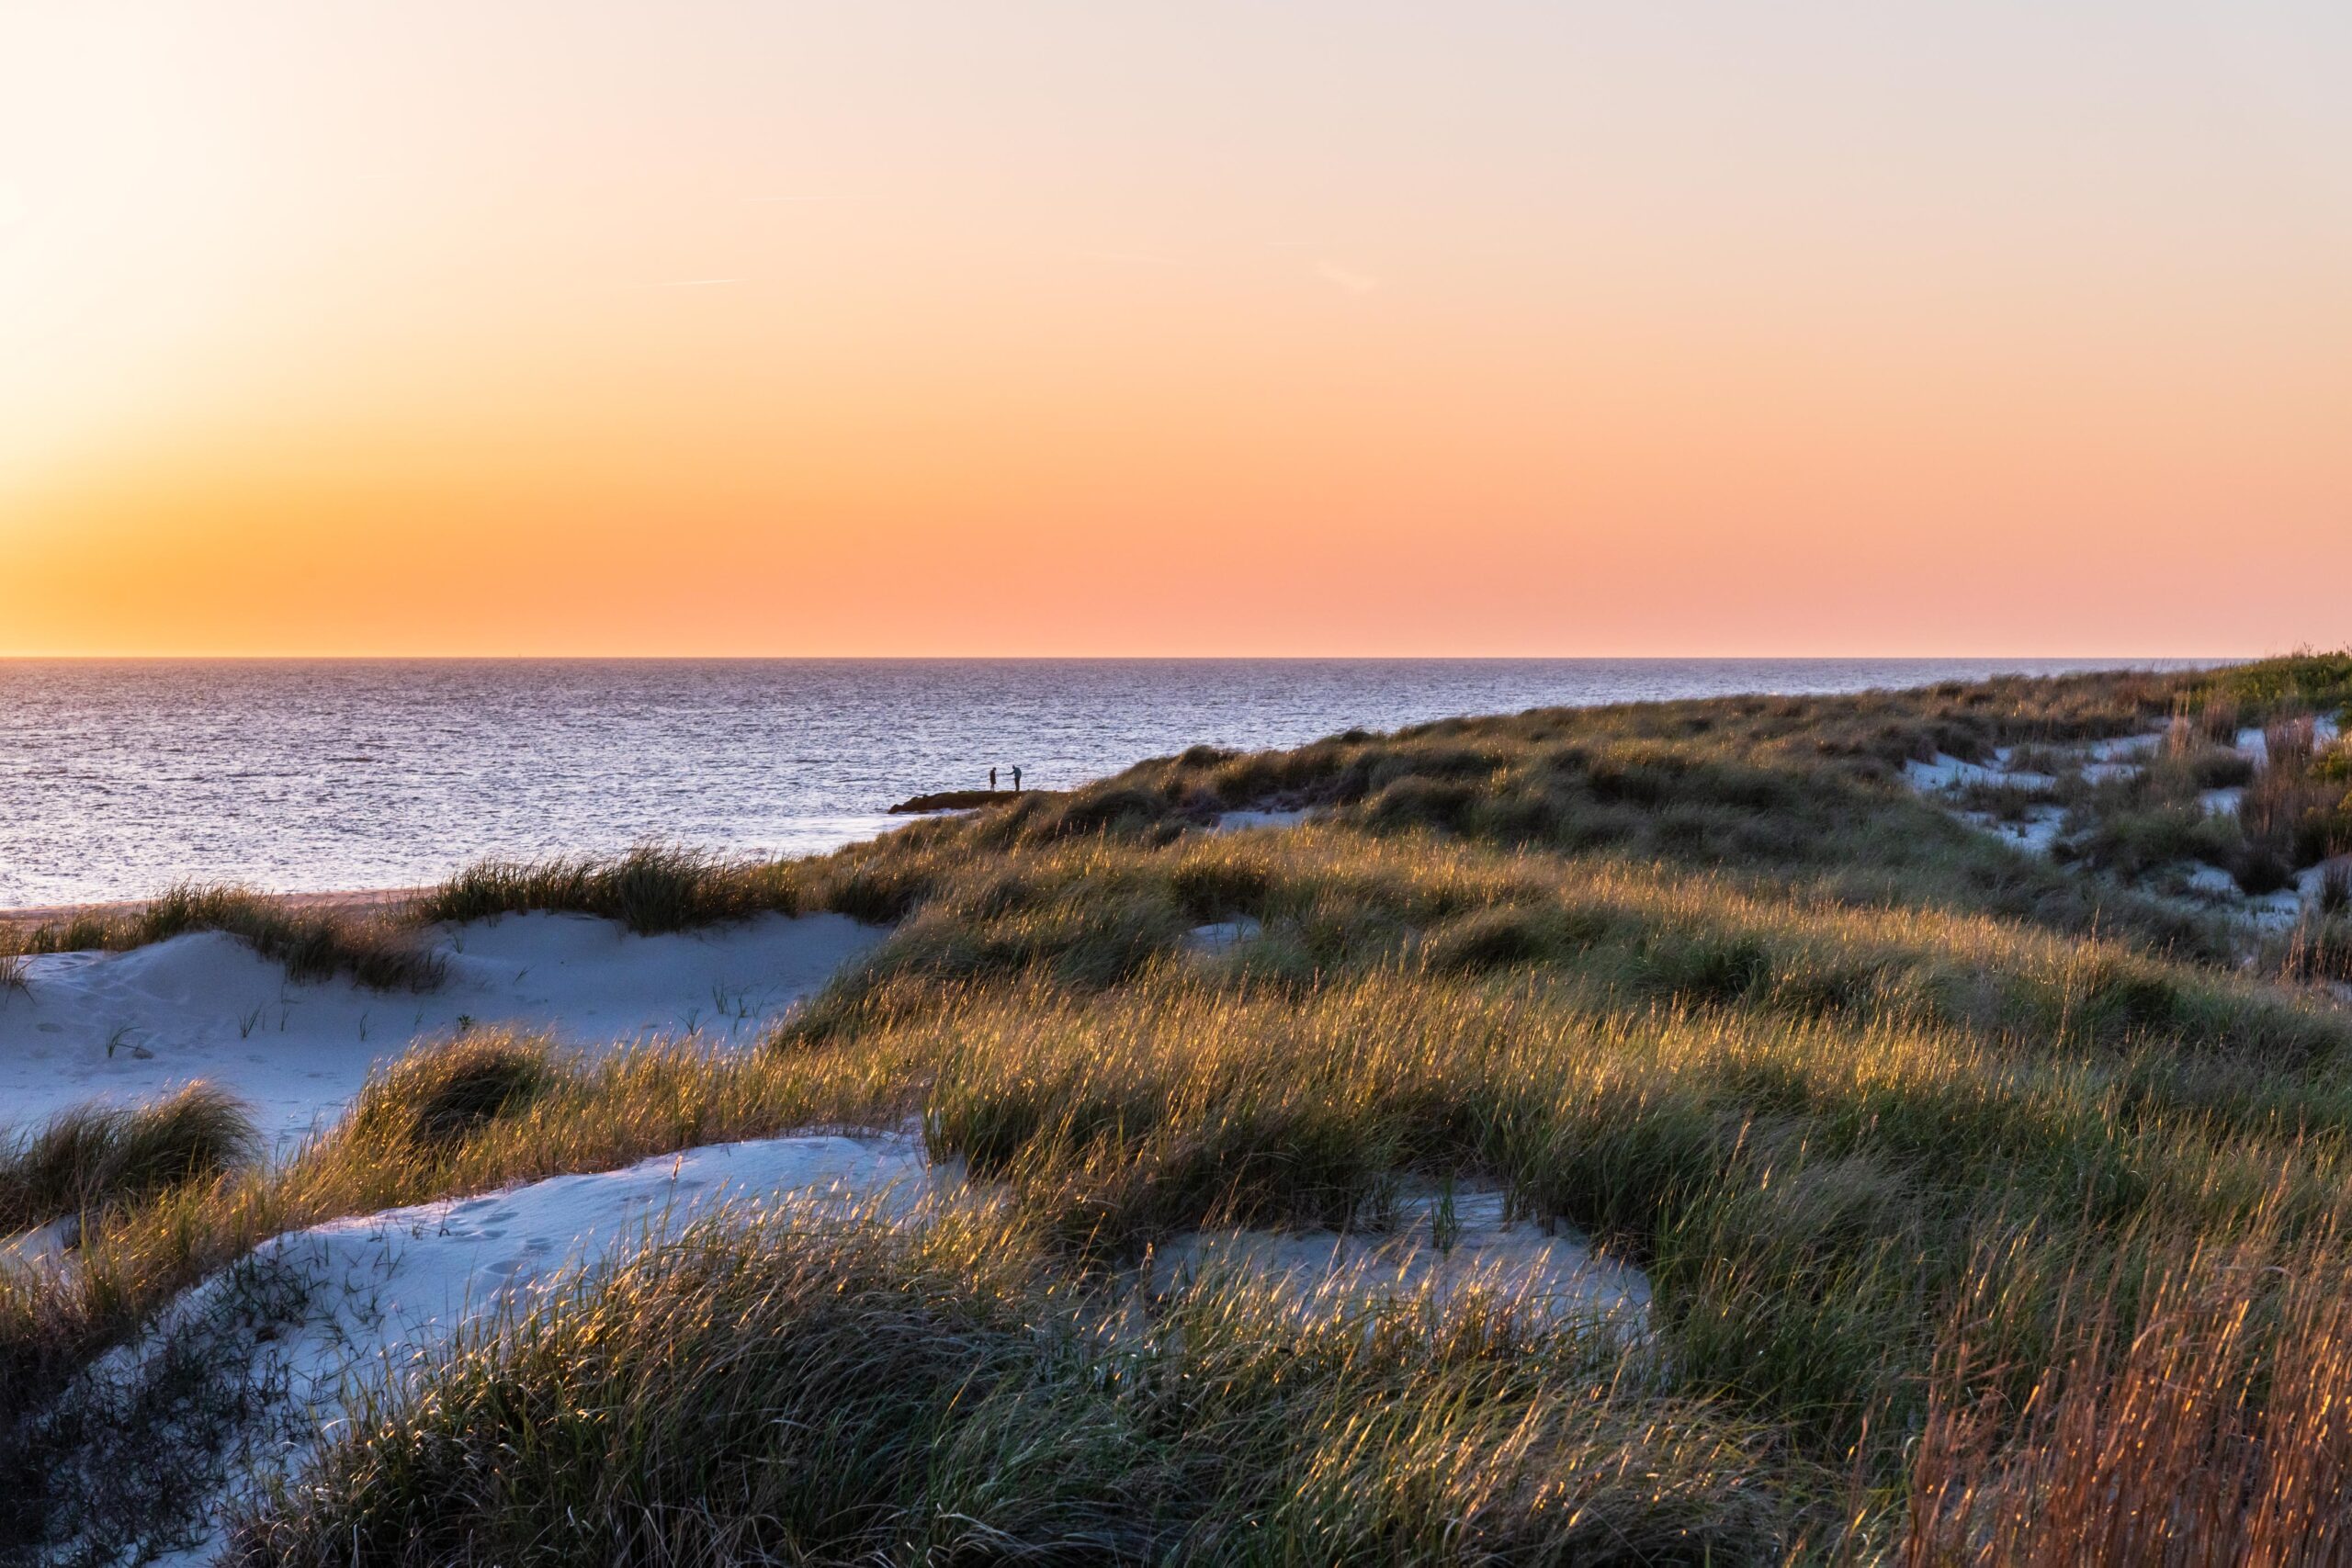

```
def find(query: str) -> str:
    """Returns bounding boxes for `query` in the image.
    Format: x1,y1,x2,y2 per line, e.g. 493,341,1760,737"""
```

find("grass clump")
342,1032,560,1151
1909,1239,2352,1564
417,843,814,933
2239,730,2352,884
230,1201,1790,1566
2201,651,2352,727
2322,860,2352,917
2058,802,2237,882
0,1083,258,1234
8,884,440,991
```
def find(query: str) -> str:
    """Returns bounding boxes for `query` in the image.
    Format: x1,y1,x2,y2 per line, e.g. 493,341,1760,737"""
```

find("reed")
1907,1237,2352,1565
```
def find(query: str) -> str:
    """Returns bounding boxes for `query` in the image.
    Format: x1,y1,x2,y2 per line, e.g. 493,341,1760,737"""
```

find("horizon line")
0,652,2257,664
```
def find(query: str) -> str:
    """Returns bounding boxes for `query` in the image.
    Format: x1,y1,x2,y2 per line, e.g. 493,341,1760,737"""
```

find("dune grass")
0,1084,260,1236
0,1026,934,1553
4,884,441,991
1908,1235,2352,1565
16,952,2352,1554
231,1198,1790,1566
791,828,2346,1062
414,843,818,933
15,656,2352,1560
340,1031,560,1150
2038,670,2352,898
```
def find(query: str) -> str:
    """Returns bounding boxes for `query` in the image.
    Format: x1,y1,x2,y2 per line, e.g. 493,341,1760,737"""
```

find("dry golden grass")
15,654,2352,1560
1909,1236,2352,1565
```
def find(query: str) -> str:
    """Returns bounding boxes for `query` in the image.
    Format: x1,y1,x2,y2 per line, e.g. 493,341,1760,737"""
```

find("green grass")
16,655,2352,1561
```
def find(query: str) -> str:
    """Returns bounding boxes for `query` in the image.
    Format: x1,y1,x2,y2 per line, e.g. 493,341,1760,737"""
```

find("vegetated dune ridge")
0,910,885,1144
8,653,2352,1564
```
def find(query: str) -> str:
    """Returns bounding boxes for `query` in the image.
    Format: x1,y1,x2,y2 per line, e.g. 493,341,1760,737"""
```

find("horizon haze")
3,3,2346,657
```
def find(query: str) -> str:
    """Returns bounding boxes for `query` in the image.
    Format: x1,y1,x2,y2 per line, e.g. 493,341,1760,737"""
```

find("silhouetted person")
989,768,998,792
1012,766,1023,793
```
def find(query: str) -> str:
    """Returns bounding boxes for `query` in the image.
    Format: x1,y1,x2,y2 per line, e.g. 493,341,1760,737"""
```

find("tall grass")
795,829,2338,1062
12,987,2349,1552
2240,725,2352,882
0,1028,929,1529
415,843,818,932
231,1200,1789,1566
7,884,441,990
1907,1238,2352,1564
17,656,2352,1557
0,1083,258,1234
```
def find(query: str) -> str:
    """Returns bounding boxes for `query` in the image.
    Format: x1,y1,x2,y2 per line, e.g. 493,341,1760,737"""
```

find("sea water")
0,658,2210,906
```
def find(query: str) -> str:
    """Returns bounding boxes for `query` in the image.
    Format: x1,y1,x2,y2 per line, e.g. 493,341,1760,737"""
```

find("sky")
1,2,2346,657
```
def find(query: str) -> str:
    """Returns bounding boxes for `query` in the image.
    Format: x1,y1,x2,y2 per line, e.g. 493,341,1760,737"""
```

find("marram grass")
12,656,2352,1561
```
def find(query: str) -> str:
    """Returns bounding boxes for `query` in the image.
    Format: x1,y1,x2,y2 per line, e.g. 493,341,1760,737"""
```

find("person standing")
1012,766,1023,793
989,768,998,792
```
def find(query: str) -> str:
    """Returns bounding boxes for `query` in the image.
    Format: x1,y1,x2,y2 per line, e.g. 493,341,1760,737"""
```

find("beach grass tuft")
416,842,816,933
9,883,442,991
0,1082,259,1235
344,1032,560,1150
230,1200,1787,1566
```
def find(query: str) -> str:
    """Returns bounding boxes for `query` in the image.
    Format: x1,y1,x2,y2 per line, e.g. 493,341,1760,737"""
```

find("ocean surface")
0,659,2212,907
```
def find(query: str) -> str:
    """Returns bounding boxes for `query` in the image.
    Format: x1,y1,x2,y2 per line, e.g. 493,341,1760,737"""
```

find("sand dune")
0,912,885,1143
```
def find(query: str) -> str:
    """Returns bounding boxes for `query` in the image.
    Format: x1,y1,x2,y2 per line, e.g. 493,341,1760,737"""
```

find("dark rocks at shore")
887,788,1030,815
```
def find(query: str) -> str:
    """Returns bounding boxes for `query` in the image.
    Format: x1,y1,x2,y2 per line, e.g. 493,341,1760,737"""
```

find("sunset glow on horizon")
3,3,2346,657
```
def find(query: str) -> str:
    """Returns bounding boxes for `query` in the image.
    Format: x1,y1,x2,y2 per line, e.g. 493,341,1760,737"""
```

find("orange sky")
2,4,2346,656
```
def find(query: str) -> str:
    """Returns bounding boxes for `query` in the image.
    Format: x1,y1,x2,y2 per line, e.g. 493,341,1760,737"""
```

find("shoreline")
0,886,426,938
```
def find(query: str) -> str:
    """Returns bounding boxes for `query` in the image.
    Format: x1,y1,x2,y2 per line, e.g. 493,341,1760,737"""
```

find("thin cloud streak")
1316,261,1377,296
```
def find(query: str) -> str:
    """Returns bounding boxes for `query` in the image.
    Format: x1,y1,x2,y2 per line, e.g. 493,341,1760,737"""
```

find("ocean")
0,658,2208,907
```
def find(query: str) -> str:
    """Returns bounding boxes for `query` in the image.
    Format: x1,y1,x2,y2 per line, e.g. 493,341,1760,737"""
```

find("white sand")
1962,806,2065,857
1184,918,1263,953
1902,755,2001,792
1150,1183,1648,1328
2088,732,2166,761
85,1134,934,1566
1212,808,1311,833
2198,787,2245,817
1904,755,2057,793
0,912,885,1144
2184,863,2242,897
